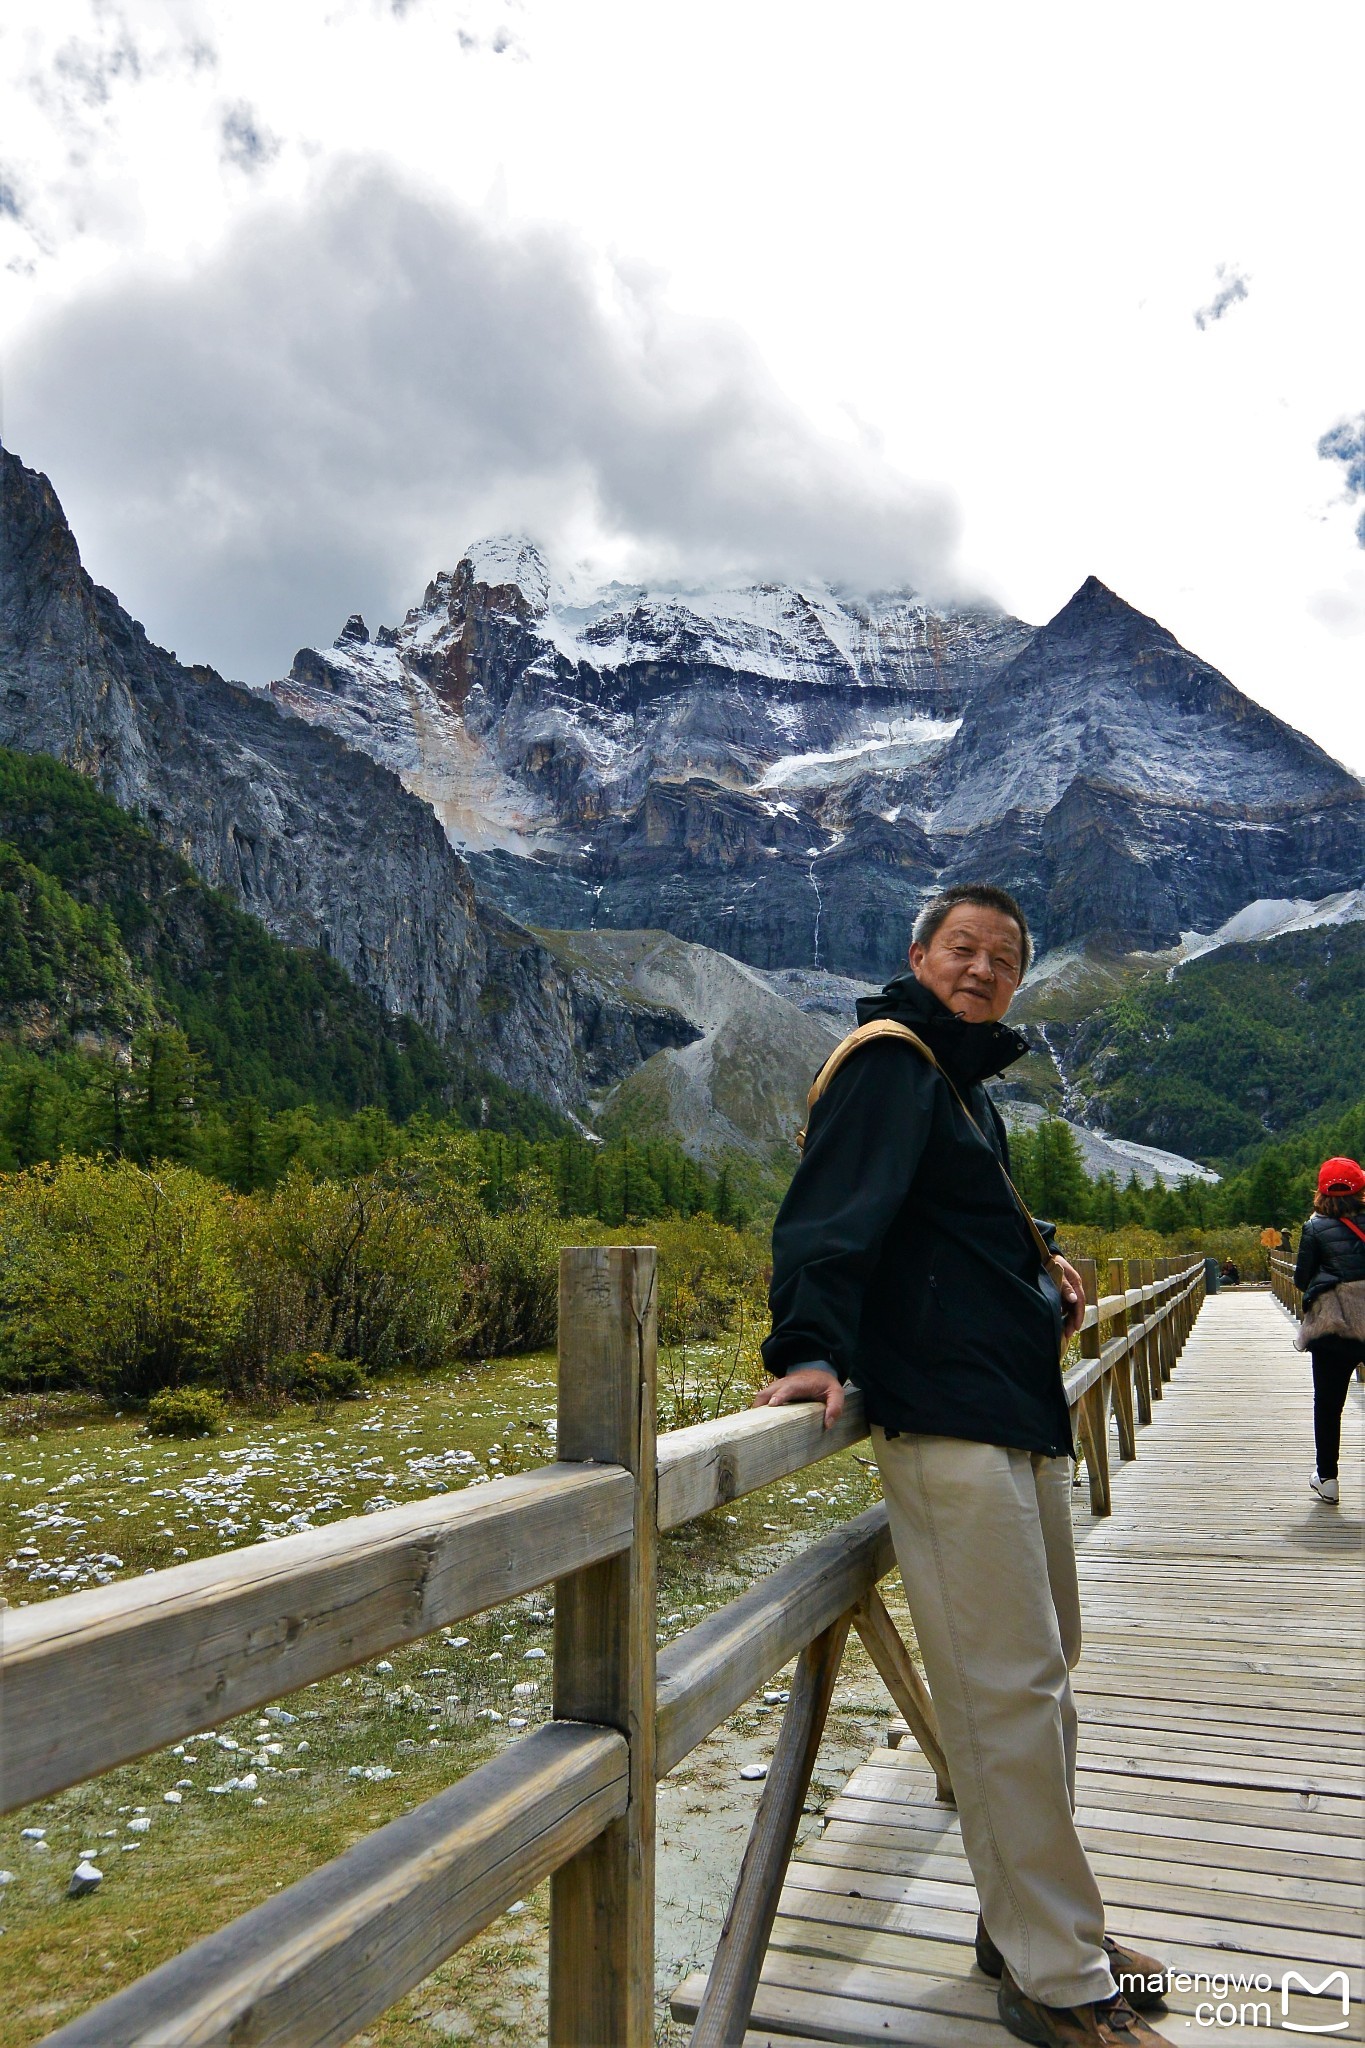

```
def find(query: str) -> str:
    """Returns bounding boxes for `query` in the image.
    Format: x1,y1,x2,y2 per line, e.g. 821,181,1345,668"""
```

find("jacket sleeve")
763,1041,934,1380
1293,1220,1321,1294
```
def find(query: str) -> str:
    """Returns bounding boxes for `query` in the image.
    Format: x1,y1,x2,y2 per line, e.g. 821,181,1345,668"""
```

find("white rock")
522,1647,547,1661
507,1716,528,1730
451,1637,470,1648
0,1870,16,1884
264,1707,296,1724
163,1791,182,1805
20,1827,46,1841
375,1660,394,1673
67,1860,102,1896
126,1817,151,1833
175,1779,194,1789
739,1763,768,1781
252,1797,267,1807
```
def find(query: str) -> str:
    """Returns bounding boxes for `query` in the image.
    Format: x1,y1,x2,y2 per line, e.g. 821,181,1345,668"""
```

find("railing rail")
1269,1250,1302,1317
17,1245,1206,2048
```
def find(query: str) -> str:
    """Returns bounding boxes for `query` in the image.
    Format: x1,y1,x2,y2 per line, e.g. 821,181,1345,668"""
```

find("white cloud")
5,161,959,680
1194,264,1250,331
1,0,1363,769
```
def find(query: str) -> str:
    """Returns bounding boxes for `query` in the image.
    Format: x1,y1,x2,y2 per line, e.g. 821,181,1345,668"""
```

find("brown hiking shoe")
978,1916,1170,2011
997,1965,1167,2045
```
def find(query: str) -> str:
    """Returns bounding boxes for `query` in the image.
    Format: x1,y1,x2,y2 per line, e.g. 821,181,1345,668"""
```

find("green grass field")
0,1351,883,2046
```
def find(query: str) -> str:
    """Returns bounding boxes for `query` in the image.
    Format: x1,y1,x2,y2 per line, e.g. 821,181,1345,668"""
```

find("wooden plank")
550,1245,658,2048
855,1754,1365,1823
655,1507,894,1777
762,1917,1363,2039
710,1948,1365,2044
40,1722,626,2048
774,1871,1363,1975
850,1587,952,1797
690,1613,852,2047
674,1969,1006,2048
792,1838,1361,1935
1,1460,633,1814
818,1814,1364,1891
822,1801,1365,1871
657,1390,869,1530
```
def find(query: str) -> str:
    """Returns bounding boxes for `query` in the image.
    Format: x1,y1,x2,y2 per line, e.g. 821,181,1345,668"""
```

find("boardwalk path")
674,1290,1364,2045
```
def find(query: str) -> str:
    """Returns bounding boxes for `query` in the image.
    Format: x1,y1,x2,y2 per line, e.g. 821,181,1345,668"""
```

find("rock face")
0,451,693,1110
269,541,1030,979
274,548,1365,982
539,930,860,1160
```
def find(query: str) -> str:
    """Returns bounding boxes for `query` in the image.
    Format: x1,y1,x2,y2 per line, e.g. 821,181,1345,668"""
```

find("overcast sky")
2,0,1363,771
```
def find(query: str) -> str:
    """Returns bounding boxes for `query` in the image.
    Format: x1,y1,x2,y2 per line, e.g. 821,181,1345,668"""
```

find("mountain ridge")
0,449,695,1114
274,542,1364,980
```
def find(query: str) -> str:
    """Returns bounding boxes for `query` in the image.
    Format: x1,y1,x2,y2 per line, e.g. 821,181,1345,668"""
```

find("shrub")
398,1142,561,1358
0,1158,248,1399
268,1350,363,1402
228,1166,461,1382
146,1386,225,1437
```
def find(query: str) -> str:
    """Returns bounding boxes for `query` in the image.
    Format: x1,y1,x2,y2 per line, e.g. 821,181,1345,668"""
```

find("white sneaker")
1310,1470,1340,1504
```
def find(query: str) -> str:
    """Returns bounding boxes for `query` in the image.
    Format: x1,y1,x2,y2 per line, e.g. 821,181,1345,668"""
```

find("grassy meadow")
0,1346,883,2047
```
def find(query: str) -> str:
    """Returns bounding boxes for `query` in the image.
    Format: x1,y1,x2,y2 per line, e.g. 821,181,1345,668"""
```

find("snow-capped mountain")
270,539,1027,852
272,543,1364,982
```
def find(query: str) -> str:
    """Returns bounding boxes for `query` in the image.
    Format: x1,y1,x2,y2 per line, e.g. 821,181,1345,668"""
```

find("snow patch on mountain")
1177,887,1365,967
1000,1104,1220,1187
756,717,962,791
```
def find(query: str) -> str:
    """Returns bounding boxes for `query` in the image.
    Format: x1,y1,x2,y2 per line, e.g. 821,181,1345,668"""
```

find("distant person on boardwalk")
1292,1157,1365,1506
755,883,1170,2047
1220,1257,1241,1286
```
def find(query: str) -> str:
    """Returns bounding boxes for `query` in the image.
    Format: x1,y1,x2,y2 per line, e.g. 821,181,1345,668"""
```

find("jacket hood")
855,971,1030,1089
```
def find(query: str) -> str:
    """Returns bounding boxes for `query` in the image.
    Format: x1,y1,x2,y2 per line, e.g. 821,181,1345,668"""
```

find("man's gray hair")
912,883,1033,975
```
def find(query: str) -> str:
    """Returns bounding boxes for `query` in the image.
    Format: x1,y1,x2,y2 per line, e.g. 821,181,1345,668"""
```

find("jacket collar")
855,971,1029,1089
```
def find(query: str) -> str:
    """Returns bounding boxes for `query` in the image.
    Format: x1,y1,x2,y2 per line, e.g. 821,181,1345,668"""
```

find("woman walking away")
1293,1158,1365,1505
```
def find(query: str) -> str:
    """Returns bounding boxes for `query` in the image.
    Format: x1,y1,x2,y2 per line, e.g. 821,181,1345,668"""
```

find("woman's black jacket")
762,973,1073,1458
1294,1211,1365,1305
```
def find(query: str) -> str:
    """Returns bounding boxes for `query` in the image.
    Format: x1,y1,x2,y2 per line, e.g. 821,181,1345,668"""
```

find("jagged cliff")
273,544,1365,981
0,450,695,1110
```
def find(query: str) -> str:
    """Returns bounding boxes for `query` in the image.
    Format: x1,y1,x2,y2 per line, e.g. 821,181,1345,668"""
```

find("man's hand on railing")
753,1365,846,1430
1055,1254,1086,1342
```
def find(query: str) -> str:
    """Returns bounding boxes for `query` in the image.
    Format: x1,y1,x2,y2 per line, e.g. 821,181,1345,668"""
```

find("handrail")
25,1244,1207,2048
1268,1250,1302,1318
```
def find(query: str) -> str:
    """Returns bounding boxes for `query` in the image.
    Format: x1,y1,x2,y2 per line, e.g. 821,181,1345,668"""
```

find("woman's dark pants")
1310,1339,1363,1481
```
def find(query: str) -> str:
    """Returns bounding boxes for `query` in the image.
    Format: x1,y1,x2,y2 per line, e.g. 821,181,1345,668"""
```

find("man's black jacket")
1294,1210,1365,1303
762,973,1074,1457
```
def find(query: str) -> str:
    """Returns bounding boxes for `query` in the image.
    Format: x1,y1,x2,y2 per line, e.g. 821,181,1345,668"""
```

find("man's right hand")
752,1367,845,1429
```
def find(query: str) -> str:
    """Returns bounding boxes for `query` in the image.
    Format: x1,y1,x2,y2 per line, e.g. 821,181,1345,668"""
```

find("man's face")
909,905,1024,1024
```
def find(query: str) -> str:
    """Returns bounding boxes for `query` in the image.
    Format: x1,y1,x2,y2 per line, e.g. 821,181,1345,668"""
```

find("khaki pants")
872,1428,1117,2008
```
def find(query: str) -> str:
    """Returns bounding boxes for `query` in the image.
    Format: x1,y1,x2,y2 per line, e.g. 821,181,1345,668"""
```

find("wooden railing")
1269,1250,1302,1317
7,1246,1206,2048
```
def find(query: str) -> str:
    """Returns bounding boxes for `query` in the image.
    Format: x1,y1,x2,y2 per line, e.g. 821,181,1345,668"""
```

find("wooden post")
1107,1256,1137,1459
689,1613,851,2048
851,1586,953,1801
1141,1259,1164,1399
1126,1257,1152,1424
1074,1257,1110,1515
550,1247,658,2048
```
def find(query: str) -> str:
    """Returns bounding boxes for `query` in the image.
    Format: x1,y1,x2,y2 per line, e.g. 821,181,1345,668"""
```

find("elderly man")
756,883,1169,2048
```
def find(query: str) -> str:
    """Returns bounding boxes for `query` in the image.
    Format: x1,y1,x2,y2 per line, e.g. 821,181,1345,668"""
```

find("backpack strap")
797,1018,1067,1309
798,1021,937,1151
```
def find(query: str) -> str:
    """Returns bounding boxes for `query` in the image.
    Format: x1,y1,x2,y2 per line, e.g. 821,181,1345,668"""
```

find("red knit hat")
1317,1156,1365,1195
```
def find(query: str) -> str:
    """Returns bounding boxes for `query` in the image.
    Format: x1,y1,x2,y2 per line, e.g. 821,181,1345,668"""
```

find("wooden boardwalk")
674,1289,1364,2045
